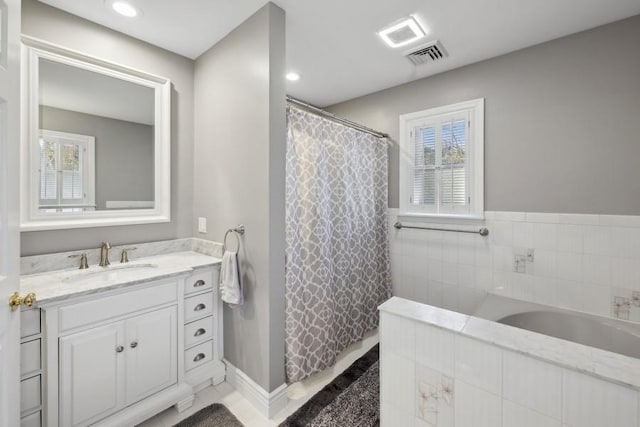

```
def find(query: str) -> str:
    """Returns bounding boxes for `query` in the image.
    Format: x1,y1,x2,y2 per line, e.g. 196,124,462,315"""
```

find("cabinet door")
59,322,125,427
125,306,177,405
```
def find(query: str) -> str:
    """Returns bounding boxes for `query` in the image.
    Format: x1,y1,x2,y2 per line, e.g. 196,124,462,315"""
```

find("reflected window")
38,129,95,211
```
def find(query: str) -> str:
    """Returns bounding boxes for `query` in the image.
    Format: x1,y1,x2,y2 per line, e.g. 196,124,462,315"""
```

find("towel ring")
223,224,245,252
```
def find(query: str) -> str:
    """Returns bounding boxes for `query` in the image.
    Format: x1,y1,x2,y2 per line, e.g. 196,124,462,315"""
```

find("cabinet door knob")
193,353,206,362
130,341,138,349
194,303,206,311
194,328,206,337
193,280,206,287
116,345,124,353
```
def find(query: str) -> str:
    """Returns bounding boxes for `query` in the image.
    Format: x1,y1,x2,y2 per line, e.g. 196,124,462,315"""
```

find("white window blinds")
38,130,95,210
400,98,484,218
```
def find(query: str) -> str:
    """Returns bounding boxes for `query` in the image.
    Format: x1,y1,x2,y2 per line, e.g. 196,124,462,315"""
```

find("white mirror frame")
20,36,171,231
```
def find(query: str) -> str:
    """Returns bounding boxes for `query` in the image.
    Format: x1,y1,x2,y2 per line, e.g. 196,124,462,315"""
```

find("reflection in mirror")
38,58,155,213
21,37,171,231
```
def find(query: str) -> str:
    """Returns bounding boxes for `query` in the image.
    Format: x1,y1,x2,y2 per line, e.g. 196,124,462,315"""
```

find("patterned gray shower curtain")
285,105,392,383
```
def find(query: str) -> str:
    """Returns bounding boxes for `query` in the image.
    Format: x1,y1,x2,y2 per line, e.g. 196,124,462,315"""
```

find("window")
38,130,95,211
399,98,484,218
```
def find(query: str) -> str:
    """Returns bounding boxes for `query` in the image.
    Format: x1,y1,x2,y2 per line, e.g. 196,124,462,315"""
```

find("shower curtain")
285,105,392,383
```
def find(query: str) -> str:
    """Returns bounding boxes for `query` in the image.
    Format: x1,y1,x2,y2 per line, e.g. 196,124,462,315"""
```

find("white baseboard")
223,359,289,418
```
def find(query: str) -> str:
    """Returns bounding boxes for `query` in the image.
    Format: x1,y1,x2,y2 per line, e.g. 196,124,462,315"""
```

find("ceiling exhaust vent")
404,40,448,65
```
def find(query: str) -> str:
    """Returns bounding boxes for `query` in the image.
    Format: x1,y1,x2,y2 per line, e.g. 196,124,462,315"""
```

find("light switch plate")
198,217,207,233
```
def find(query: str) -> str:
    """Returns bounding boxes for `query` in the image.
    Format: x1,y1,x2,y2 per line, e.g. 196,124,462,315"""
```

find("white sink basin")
62,263,159,283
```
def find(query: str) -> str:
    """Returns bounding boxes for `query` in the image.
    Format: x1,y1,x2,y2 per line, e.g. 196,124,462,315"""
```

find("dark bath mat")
173,403,244,427
280,344,380,427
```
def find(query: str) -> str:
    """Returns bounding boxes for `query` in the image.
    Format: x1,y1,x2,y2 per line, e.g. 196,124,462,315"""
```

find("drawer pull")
193,280,206,288
193,353,206,362
194,328,206,337
194,303,206,311
116,345,124,353
130,341,138,349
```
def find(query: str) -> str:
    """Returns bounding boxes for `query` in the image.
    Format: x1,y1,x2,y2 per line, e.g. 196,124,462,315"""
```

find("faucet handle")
120,247,137,263
68,253,89,269
102,242,111,249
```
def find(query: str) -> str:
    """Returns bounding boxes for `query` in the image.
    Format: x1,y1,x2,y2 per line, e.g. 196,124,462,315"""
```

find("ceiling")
38,0,640,107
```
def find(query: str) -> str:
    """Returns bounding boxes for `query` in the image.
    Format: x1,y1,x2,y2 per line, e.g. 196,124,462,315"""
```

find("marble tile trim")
21,237,224,275
379,297,640,391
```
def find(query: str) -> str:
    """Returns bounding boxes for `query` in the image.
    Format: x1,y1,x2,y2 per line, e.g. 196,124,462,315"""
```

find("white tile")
427,259,443,282
511,274,534,301
599,214,640,228
380,351,416,414
475,268,493,291
532,277,557,306
557,214,599,226
582,254,611,286
502,351,562,419
562,369,638,427
513,222,533,248
454,380,502,427
556,252,582,282
491,221,513,246
526,212,560,224
556,279,584,311
442,262,458,285
491,271,513,297
583,226,611,255
502,399,561,427
486,211,526,222
532,223,558,250
425,281,444,307
441,285,459,311
416,322,455,376
474,245,492,268
492,246,513,272
455,335,502,395
557,225,584,253
458,265,475,288
534,250,557,278
582,285,611,317
380,313,415,360
381,402,414,427
416,364,455,427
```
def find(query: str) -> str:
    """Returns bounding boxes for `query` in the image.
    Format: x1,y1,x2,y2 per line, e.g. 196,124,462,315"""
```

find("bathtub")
473,294,640,359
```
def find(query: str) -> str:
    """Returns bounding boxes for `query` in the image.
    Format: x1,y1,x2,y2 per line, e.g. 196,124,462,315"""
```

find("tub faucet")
99,242,112,267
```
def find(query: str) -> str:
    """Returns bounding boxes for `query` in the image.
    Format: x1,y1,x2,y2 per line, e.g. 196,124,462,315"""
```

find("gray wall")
328,14,640,215
21,0,194,255
40,106,154,210
193,4,286,392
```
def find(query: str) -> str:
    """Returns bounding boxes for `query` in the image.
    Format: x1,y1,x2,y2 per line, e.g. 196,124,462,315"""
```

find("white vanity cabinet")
58,306,177,426
22,263,224,427
20,308,43,427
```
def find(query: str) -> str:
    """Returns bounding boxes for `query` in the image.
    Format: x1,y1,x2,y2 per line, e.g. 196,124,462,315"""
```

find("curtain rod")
286,95,389,139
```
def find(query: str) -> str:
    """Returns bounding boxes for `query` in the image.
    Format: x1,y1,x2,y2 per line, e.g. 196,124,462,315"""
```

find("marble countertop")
21,251,221,305
379,296,640,391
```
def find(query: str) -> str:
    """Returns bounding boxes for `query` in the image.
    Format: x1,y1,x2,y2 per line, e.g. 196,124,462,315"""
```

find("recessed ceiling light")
378,17,426,48
111,1,139,18
286,72,300,81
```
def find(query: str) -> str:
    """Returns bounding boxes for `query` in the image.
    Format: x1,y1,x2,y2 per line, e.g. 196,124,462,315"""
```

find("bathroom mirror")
20,36,171,231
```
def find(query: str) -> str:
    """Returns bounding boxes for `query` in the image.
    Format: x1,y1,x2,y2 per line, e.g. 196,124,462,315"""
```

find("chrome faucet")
99,242,112,267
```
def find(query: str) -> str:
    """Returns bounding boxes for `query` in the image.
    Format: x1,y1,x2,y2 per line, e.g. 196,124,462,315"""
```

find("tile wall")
388,209,640,321
380,310,640,427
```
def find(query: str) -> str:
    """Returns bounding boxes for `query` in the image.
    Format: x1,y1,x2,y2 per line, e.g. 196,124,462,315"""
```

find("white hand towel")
220,250,243,306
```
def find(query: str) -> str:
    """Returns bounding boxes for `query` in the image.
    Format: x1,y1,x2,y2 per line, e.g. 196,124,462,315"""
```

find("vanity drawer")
59,281,177,332
20,375,41,416
185,340,214,372
20,309,41,339
184,316,214,348
20,339,41,378
184,292,213,323
184,270,214,295
20,411,41,427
